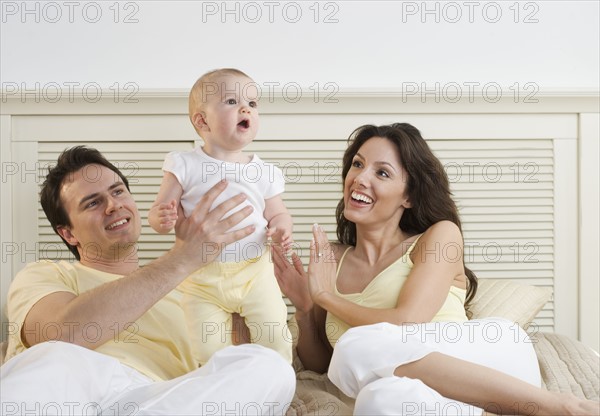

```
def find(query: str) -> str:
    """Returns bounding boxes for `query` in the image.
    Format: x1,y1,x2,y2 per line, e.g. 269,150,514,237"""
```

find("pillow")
468,279,553,330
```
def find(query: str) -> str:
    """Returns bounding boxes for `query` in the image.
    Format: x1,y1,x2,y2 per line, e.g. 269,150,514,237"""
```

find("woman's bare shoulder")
420,220,462,242
411,221,464,263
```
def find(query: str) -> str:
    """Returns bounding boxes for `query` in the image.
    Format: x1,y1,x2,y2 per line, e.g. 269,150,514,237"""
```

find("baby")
149,68,293,365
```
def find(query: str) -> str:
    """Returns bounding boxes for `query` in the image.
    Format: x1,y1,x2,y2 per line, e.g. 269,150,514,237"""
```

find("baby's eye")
226,98,237,105
249,101,257,108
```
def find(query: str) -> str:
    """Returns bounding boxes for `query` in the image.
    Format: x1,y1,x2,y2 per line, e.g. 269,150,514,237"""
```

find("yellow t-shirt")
326,240,468,347
5,260,197,381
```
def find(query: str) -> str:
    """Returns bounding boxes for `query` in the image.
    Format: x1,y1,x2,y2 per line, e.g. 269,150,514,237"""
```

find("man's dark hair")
40,146,130,260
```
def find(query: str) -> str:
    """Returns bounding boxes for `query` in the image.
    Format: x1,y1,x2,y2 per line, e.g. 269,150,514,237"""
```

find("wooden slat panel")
37,136,555,331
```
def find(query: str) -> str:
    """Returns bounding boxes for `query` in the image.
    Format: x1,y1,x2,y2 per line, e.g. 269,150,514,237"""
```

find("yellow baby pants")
179,251,292,365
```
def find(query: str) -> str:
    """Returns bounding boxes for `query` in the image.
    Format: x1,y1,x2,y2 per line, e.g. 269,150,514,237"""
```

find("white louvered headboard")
1,92,598,348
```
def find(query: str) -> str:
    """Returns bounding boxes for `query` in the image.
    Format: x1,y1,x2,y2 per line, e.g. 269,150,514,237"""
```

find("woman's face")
343,136,411,227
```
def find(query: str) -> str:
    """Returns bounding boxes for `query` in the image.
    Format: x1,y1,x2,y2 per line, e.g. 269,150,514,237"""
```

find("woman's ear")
192,112,209,132
402,198,412,209
57,226,78,246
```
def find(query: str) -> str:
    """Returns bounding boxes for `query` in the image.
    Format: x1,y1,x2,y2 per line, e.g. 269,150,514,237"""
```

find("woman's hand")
307,224,338,307
272,243,313,314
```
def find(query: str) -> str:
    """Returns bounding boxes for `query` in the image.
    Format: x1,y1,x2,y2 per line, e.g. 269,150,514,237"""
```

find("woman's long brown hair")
335,123,478,314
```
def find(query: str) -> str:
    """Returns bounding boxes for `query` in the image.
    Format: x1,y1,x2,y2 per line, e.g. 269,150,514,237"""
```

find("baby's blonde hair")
188,68,252,134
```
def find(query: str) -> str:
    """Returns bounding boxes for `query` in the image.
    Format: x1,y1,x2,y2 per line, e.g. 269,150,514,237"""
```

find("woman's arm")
311,221,464,327
294,304,334,373
272,244,332,373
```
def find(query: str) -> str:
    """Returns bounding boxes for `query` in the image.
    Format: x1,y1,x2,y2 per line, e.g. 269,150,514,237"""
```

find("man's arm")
22,181,255,349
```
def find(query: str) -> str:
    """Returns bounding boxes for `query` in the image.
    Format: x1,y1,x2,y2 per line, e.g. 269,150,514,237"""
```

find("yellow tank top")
325,237,468,347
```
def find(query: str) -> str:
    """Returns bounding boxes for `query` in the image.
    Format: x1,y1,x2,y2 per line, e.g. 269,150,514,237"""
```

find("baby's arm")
264,195,293,249
149,172,183,234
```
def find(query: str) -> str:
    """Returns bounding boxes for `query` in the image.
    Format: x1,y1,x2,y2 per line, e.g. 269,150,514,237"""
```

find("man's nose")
106,196,123,213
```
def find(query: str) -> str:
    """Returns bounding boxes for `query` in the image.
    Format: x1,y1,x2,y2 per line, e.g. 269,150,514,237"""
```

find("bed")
1,279,598,415
287,279,600,414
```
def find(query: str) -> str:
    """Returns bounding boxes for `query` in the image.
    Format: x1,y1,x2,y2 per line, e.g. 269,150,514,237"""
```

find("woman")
273,123,598,415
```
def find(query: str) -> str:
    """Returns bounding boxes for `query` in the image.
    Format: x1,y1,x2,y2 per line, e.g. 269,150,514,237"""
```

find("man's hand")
172,180,255,274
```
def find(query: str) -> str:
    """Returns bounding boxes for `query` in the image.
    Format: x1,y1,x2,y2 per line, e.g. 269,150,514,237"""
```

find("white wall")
1,1,599,350
1,1,598,90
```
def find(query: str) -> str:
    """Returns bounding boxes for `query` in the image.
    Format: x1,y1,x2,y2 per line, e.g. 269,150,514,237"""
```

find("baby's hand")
157,200,178,231
267,226,293,252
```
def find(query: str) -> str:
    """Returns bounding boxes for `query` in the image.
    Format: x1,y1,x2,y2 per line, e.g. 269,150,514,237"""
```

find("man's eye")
86,200,98,208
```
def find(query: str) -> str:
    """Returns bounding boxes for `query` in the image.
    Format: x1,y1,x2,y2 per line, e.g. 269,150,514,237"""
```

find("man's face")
57,164,141,263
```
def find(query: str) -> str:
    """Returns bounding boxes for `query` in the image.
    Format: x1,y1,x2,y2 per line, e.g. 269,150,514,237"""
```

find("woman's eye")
378,170,389,178
352,160,362,168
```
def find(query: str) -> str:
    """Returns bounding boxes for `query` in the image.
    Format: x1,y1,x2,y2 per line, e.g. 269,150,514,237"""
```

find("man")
0,146,295,415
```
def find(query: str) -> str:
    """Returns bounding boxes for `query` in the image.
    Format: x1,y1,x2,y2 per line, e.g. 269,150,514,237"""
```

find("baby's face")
199,74,260,154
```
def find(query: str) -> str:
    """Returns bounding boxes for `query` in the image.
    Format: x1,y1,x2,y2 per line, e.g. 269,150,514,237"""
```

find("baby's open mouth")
238,120,249,128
